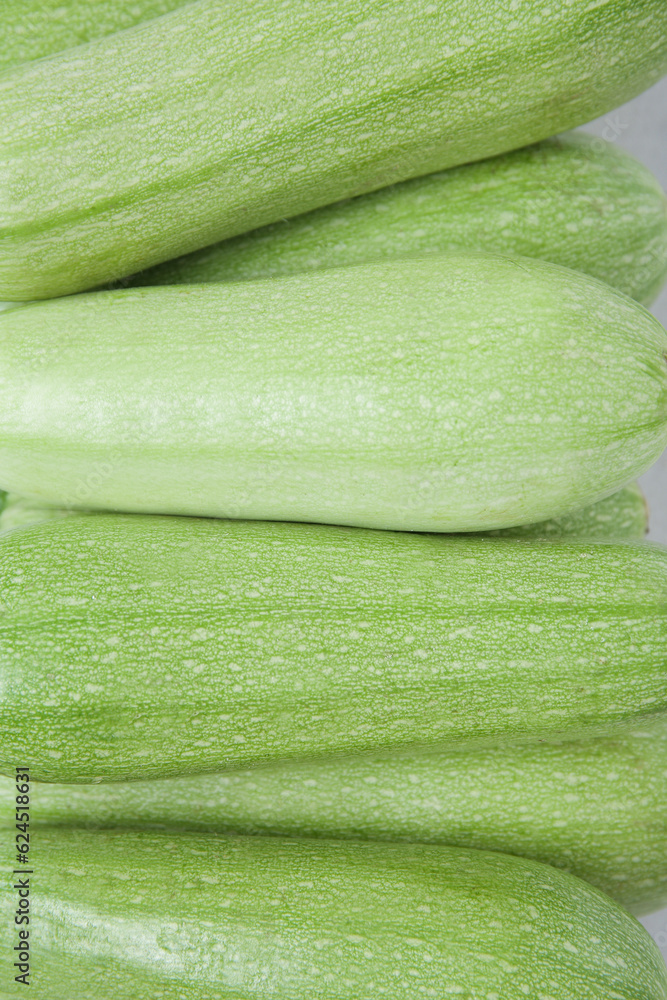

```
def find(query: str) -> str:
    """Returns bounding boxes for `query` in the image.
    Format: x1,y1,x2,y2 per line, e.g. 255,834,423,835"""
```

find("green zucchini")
2,828,665,999
0,481,649,540
5,722,665,917
2,1,667,300
483,481,649,540
1,256,666,532
133,132,667,305
0,0,190,73
2,514,666,783
0,494,82,533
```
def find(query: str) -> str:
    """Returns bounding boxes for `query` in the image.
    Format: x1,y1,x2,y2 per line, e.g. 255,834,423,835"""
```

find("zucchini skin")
0,0,190,73
1,833,665,1000
483,481,649,540
1,515,666,783
0,481,649,539
2,724,665,916
2,1,667,299
1,256,666,533
0,494,81,532
133,133,667,306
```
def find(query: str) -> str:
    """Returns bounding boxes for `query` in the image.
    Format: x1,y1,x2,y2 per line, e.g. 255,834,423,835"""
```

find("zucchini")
1,828,665,999
484,481,649,540
0,493,82,533
1,256,666,532
133,132,667,305
2,722,665,916
0,0,190,73
0,481,649,540
2,514,666,783
2,1,667,299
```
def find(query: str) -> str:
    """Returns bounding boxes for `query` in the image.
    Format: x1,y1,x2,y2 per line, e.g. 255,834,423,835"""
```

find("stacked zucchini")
1,2,667,997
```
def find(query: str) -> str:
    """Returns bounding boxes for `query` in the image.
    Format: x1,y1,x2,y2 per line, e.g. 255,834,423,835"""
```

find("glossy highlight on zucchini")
1,255,666,533
2,0,667,298
133,132,667,305
1,514,666,783
1,828,665,1000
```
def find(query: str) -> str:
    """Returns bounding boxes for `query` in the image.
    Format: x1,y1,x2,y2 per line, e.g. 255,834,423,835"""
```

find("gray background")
583,75,667,959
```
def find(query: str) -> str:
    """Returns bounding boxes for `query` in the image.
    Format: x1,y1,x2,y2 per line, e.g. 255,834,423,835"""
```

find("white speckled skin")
0,722,664,915
1,0,666,299
0,0,190,72
1,829,665,999
134,132,667,305
1,514,666,782
0,255,665,531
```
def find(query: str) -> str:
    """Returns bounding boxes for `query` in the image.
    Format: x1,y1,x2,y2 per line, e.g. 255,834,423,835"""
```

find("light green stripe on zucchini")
3,722,665,916
133,132,667,305
1,256,666,533
0,0,190,73
1,514,666,783
2,0,667,299
1,829,665,999
0,481,649,540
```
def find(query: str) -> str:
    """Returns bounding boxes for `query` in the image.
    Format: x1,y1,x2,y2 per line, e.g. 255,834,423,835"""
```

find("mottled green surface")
2,0,667,298
0,0,190,72
0,494,81,532
1,830,665,999
484,481,648,540
134,133,667,305
1,256,666,532
1,515,666,782
0,482,648,540
4,722,665,916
